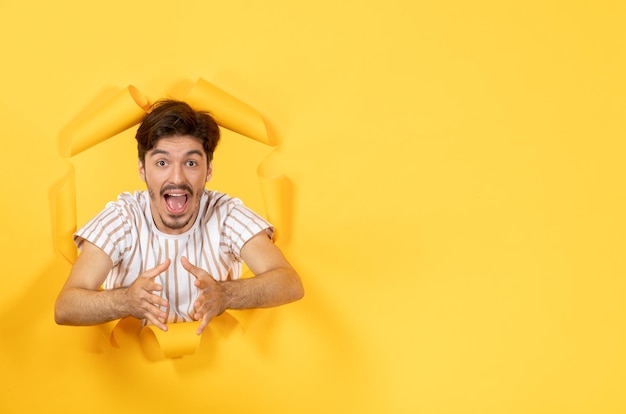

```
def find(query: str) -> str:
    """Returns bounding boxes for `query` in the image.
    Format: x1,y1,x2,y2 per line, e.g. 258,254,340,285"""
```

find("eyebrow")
149,149,205,158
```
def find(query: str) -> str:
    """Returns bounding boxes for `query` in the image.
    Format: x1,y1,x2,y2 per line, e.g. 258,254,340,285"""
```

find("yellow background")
1,1,625,413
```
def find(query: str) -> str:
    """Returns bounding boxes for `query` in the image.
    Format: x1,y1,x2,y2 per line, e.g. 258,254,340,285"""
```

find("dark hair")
135,99,220,163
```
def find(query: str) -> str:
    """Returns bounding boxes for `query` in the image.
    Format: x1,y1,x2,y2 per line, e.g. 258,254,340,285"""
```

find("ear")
138,159,146,182
206,162,213,182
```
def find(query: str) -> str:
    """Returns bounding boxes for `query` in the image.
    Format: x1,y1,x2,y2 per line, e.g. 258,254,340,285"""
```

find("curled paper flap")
62,85,149,157
140,321,202,359
139,313,242,359
257,155,290,243
259,174,289,243
53,166,77,263
226,308,260,332
184,78,273,146
109,317,142,349
81,320,120,353
99,320,119,347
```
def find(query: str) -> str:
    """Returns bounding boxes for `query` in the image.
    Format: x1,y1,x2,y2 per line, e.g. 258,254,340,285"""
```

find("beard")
147,184,203,232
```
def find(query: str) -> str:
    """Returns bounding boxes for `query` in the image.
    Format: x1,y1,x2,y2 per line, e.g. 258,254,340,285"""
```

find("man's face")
139,135,212,235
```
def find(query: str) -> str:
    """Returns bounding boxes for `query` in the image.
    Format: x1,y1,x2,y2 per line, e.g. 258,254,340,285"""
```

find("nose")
170,163,185,184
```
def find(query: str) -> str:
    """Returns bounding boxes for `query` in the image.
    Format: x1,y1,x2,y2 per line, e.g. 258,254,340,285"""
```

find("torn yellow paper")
55,79,291,358
259,174,289,244
61,85,149,157
52,166,77,264
140,321,202,359
184,78,273,146
257,152,290,243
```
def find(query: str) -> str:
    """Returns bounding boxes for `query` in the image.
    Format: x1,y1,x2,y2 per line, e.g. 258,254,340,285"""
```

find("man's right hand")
55,241,173,329
123,259,171,331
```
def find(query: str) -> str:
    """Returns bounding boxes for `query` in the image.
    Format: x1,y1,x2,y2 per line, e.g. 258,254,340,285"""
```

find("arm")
54,240,171,331
182,231,304,334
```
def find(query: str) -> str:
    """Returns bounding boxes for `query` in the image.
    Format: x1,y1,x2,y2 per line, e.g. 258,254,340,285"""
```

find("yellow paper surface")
184,78,273,145
139,321,202,359
52,166,77,263
139,312,242,359
60,86,149,157
6,2,626,413
258,173,289,243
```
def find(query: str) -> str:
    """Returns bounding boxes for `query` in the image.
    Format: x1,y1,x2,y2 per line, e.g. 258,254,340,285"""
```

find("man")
55,100,304,335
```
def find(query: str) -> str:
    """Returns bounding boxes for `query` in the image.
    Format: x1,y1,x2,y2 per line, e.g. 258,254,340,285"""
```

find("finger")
144,300,168,330
141,258,171,280
194,297,204,314
181,256,211,281
196,313,212,335
193,297,221,322
194,278,209,290
192,299,206,321
138,292,168,316
180,256,199,276
136,279,166,304
149,292,169,308
145,311,168,332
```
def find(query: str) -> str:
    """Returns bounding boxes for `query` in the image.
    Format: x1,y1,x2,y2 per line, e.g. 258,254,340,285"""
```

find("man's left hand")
181,256,227,335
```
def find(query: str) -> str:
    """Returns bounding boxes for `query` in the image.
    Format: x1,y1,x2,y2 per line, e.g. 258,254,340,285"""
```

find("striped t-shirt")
74,189,273,323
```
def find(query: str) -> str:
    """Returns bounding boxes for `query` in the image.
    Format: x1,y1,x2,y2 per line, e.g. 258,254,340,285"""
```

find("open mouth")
164,193,189,215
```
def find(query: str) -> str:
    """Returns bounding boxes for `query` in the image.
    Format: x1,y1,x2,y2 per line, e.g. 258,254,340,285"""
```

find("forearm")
54,287,129,326
221,267,304,311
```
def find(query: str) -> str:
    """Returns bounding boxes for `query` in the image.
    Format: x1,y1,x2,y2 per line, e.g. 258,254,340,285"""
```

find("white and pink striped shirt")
74,189,273,323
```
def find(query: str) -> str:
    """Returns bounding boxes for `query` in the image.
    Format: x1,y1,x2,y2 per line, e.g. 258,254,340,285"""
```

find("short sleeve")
74,203,132,267
221,202,273,259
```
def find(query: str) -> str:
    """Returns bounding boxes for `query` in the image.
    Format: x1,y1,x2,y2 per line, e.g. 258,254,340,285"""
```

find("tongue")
166,195,187,213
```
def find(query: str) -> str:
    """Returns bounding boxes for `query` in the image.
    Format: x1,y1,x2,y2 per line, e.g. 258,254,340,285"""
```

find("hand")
181,256,226,335
123,259,170,331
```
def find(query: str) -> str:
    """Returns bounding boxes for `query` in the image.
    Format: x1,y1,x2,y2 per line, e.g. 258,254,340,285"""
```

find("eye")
186,160,198,167
156,160,167,167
